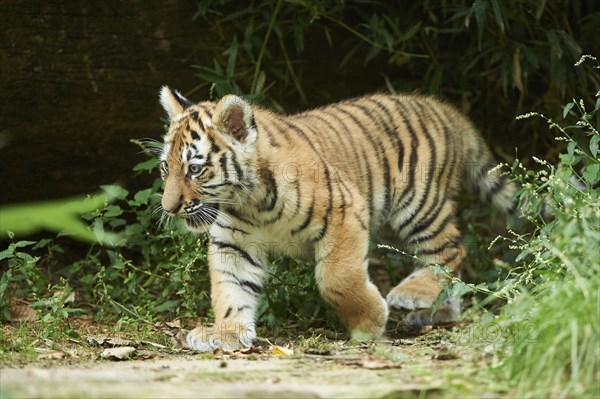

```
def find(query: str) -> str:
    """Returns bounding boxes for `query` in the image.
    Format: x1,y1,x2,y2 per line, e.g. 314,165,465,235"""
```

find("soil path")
1,333,490,399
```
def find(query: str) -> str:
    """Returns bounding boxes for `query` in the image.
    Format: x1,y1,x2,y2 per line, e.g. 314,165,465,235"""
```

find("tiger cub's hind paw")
186,324,256,352
404,301,461,327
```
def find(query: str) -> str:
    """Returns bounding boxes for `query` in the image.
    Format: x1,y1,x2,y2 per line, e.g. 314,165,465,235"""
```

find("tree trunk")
0,0,216,203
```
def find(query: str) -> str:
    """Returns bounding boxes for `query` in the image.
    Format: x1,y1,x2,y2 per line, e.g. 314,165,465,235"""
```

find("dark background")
1,1,213,203
1,0,598,204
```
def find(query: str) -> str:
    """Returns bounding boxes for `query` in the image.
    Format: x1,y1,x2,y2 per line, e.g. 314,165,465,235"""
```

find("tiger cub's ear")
213,95,256,144
159,86,194,120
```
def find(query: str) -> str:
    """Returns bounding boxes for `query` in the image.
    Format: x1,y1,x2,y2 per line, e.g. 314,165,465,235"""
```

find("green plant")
191,0,598,166
488,56,599,398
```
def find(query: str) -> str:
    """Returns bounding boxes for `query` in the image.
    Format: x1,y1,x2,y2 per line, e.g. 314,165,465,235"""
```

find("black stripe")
257,164,278,212
214,221,248,235
264,116,293,144
254,117,280,148
333,105,381,217
292,195,315,235
395,101,436,232
418,239,459,255
365,97,404,154
313,164,332,242
203,182,233,189
219,153,229,181
354,212,368,230
213,268,238,279
240,280,262,295
409,213,454,244
280,119,333,242
190,129,201,141
263,200,286,225
442,250,460,265
212,240,262,268
225,206,257,226
408,105,455,236
311,111,370,227
291,116,351,224
205,135,220,153
230,150,243,178
224,306,232,319
389,98,419,211
305,113,354,163
343,101,394,213
369,98,405,177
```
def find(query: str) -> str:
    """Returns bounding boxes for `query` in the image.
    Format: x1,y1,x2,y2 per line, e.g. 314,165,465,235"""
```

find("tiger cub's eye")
189,164,202,174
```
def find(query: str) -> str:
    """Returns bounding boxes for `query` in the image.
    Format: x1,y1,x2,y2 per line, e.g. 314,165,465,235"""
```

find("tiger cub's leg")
186,237,266,352
315,211,388,340
386,206,464,326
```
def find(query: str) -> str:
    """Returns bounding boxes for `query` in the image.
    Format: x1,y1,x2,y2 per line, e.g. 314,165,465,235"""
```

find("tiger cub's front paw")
186,322,256,352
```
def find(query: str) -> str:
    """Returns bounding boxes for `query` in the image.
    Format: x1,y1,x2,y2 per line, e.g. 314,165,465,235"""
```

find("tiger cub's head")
158,86,258,233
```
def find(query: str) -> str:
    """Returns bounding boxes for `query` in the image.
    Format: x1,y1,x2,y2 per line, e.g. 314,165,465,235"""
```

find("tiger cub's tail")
465,133,519,215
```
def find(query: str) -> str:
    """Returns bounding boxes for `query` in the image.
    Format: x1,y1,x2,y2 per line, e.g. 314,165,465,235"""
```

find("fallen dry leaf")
270,345,294,356
165,320,182,328
303,348,332,356
240,346,263,355
432,350,459,361
142,340,167,349
154,320,186,348
87,336,132,347
336,355,402,370
100,346,136,360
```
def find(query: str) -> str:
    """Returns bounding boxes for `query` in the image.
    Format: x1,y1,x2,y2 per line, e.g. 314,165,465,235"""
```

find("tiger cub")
156,86,516,352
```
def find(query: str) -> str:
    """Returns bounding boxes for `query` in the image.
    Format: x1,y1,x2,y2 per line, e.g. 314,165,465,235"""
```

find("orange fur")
156,87,517,351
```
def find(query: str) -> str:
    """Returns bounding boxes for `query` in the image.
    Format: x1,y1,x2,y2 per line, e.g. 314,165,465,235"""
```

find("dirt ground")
1,323,503,399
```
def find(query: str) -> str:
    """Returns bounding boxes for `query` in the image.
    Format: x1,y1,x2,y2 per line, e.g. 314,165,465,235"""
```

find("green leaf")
133,158,158,172
101,185,129,200
567,141,577,156
563,102,574,119
32,239,52,250
399,22,421,42
0,194,114,244
153,300,179,313
481,311,494,324
133,189,153,206
0,245,15,261
590,135,599,157
225,37,239,78
15,252,35,262
490,0,505,33
583,164,600,185
471,0,488,45
451,281,474,297
0,270,11,294
104,205,123,218
109,218,127,228
15,240,37,248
